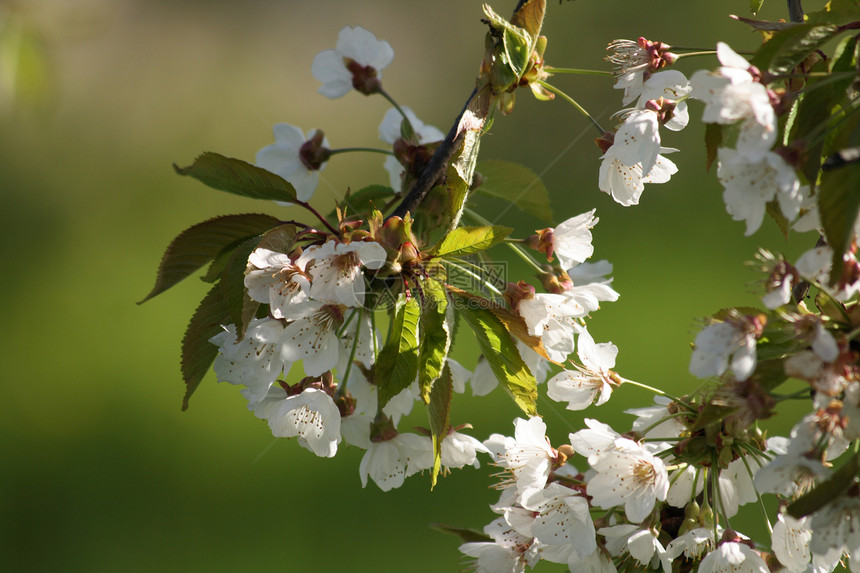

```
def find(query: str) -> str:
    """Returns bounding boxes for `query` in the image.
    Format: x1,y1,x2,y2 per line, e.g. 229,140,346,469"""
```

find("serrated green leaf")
174,152,299,203
138,213,281,304
457,296,538,416
428,363,453,489
419,280,450,404
474,159,554,223
704,124,723,173
429,523,492,543
766,199,791,240
503,27,532,77
181,283,232,410
432,225,512,259
788,452,859,518
750,0,765,15
376,295,421,409
791,82,837,185
752,23,840,75
219,236,262,342
819,162,860,281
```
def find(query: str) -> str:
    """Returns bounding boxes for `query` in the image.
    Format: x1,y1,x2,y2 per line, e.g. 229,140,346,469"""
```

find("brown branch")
787,0,804,23
388,87,478,220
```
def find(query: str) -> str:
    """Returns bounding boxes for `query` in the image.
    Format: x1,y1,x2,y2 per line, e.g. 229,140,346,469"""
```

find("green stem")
674,51,718,59
379,88,416,135
328,147,395,156
618,377,694,411
536,80,606,135
712,455,731,531
638,411,692,438
464,208,547,274
336,308,364,399
445,259,504,296
738,450,773,536
543,66,612,77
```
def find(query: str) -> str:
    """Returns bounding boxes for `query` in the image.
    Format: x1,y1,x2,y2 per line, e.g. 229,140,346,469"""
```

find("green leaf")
788,452,859,518
429,523,492,543
376,295,421,409
704,124,723,173
819,162,860,281
503,26,532,78
690,402,737,432
445,108,485,232
174,152,299,203
181,283,232,410
511,0,546,40
474,159,554,223
138,213,281,304
752,23,841,75
790,81,836,184
765,199,791,240
432,225,512,259
219,236,262,342
428,363,453,489
418,280,451,404
457,296,538,416
750,0,765,15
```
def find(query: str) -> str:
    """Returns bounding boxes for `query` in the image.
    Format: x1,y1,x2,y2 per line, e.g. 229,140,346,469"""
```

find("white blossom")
637,69,691,131
311,26,394,98
599,524,670,572
488,417,557,499
279,302,342,377
698,542,769,573
459,517,538,573
689,319,757,381
378,106,444,191
256,124,329,202
358,432,432,491
717,147,801,236
546,329,617,411
244,248,311,318
210,318,290,404
441,430,491,470
518,293,582,363
551,209,597,271
599,147,677,207
564,260,620,314
665,528,716,561
266,388,341,458
522,483,597,562
297,240,387,307
772,513,812,573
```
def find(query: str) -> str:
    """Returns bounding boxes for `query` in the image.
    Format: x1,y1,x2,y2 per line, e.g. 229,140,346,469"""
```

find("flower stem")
337,308,364,399
618,376,694,411
674,51,718,59
379,88,416,136
543,66,612,77
464,208,547,274
445,259,504,296
537,80,605,135
738,449,773,535
296,200,340,235
328,147,395,156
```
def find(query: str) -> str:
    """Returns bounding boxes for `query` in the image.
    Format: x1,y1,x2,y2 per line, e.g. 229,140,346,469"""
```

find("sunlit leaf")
174,152,299,203
457,295,538,416
474,160,554,223
181,283,231,410
819,162,860,281
511,0,546,40
376,295,421,409
419,280,450,404
432,225,511,259
219,236,262,342
138,213,281,304
752,23,840,75
428,364,453,489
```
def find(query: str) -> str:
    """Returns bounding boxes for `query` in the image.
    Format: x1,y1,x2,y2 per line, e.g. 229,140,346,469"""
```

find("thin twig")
388,87,478,220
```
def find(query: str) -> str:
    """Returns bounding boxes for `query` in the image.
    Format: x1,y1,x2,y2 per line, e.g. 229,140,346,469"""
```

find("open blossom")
544,209,597,271
459,517,539,573
518,292,583,363
378,106,444,191
689,318,759,381
265,388,342,458
546,328,618,411
256,124,330,202
698,542,769,573
279,301,343,377
210,318,289,404
359,432,432,491
608,109,662,178
606,37,677,105
599,145,677,206
717,147,802,236
523,482,597,563
245,248,311,318
772,513,812,573
486,417,557,499
691,42,776,158
584,437,669,523
441,430,491,470
565,260,620,314
637,69,691,131
599,524,670,572
297,239,387,307
311,26,394,98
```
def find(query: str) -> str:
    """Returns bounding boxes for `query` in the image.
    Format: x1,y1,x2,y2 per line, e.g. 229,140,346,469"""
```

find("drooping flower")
698,541,769,573
279,302,343,377
637,69,691,131
523,482,597,563
598,145,677,207
486,417,558,500
297,239,387,307
358,432,433,491
441,429,492,470
311,26,394,98
564,260,620,314
717,147,802,236
265,388,342,458
605,37,677,106
459,517,539,573
518,292,583,363
378,106,444,191
256,124,330,202
245,248,311,319
539,209,597,271
689,316,761,381
599,524,671,572
210,318,290,404
771,513,812,573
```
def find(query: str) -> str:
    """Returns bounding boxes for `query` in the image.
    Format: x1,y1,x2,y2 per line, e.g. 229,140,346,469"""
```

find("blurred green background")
0,0,819,571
